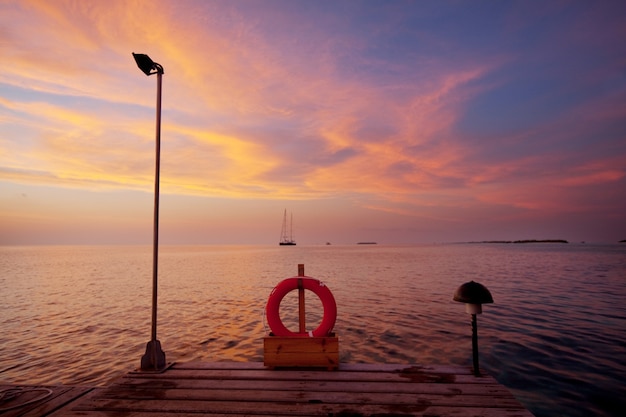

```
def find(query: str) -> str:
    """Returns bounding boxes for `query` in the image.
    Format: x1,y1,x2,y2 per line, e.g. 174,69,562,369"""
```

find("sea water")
0,243,624,417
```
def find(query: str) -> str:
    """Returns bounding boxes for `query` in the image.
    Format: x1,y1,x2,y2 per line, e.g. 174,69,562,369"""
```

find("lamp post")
453,281,493,376
133,52,166,371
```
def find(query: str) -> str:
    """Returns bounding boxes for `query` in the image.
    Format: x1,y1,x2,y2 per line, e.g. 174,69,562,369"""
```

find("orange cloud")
3,0,500,206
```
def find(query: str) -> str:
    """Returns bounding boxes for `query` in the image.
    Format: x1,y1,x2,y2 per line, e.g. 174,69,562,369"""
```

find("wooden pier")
1,361,533,416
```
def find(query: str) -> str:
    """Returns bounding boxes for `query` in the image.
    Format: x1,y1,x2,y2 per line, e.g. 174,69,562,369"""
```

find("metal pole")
151,71,162,342
471,313,480,376
140,70,166,371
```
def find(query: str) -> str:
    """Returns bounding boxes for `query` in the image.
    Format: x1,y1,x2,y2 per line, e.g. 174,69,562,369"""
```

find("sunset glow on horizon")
1,0,625,245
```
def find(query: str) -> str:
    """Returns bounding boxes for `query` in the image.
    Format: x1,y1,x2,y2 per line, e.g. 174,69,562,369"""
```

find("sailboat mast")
280,209,288,242
279,209,296,245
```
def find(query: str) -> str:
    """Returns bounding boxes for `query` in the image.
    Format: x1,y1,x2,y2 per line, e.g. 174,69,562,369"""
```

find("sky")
1,0,625,245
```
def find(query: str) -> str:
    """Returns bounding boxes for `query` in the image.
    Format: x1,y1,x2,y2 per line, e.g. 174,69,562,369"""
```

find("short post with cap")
453,281,494,376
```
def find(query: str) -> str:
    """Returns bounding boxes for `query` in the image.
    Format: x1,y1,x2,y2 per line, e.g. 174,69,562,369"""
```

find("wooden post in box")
264,264,339,370
297,264,306,333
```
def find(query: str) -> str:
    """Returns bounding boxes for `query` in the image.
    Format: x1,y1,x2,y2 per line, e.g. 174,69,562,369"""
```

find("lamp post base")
140,339,166,371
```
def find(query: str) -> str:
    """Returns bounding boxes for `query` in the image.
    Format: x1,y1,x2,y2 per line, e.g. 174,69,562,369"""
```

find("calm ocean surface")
1,243,624,416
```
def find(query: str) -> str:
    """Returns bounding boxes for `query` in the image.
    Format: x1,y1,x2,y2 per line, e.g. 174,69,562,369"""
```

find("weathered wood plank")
169,361,475,374
116,377,512,396
123,368,495,384
74,399,533,416
88,388,524,407
50,407,534,417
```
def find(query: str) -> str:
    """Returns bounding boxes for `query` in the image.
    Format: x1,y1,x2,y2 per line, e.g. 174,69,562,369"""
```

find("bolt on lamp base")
140,339,166,371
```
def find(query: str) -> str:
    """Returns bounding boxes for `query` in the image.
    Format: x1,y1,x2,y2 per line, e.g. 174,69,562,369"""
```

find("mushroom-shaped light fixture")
453,281,494,376
453,280,493,314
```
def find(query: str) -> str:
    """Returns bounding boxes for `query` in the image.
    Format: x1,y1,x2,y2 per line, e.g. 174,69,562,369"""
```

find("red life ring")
266,277,337,337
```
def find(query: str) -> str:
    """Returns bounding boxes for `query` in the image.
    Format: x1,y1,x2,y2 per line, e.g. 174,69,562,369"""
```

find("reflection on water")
0,243,625,417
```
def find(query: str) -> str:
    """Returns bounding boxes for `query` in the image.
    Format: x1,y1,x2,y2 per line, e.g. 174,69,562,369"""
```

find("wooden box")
263,335,339,370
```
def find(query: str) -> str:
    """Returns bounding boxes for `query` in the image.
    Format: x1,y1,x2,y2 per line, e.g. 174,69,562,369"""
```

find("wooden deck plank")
125,368,495,384
116,377,512,396
169,361,475,374
44,361,534,416
50,407,535,417
84,389,524,407
72,399,532,416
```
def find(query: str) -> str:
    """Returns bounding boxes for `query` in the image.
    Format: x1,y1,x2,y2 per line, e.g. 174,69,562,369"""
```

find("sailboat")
279,209,296,246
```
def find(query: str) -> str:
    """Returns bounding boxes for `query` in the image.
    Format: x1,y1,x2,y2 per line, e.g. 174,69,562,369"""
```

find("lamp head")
453,281,493,314
132,53,164,76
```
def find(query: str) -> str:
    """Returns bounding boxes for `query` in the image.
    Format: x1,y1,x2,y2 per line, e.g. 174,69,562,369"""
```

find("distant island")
468,239,569,244
357,242,378,245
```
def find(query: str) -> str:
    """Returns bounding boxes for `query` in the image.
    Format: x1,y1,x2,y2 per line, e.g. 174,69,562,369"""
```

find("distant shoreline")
467,239,569,244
